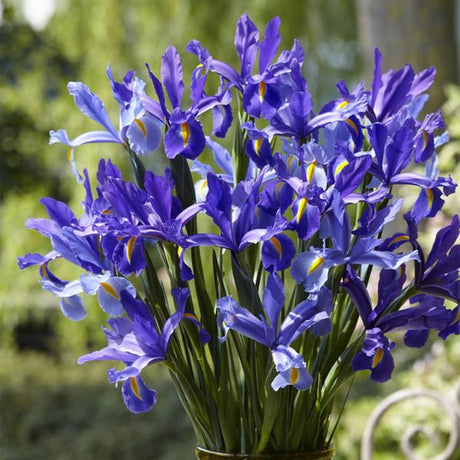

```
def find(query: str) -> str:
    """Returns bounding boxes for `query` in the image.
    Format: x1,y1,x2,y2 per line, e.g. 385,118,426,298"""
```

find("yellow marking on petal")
334,160,349,177
177,246,183,257
296,197,308,223
40,264,49,279
290,367,299,385
100,282,120,300
397,266,404,279
134,118,147,136
308,256,324,275
184,312,199,321
199,179,208,198
422,130,428,150
126,236,136,264
67,147,74,163
307,161,317,183
102,209,112,215
181,122,190,147
455,309,460,323
130,377,142,400
389,235,410,246
426,188,434,210
372,348,384,368
259,81,267,102
287,156,296,169
345,118,359,135
337,100,349,109
196,63,204,69
270,236,283,258
254,137,263,156
275,182,283,197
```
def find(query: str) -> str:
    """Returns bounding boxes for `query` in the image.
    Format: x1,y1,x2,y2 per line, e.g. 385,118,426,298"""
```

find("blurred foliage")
439,84,460,194
0,350,196,460
1,0,459,459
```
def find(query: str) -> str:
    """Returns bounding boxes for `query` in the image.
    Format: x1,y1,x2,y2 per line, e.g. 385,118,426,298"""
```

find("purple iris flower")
342,266,453,382
266,69,368,142
80,272,136,317
352,328,395,383
187,14,305,121
408,159,457,223
291,193,419,292
145,46,232,160
243,121,274,168
50,71,164,182
78,288,190,413
188,173,291,259
368,48,436,124
400,214,460,301
88,159,199,279
18,251,86,321
17,193,114,319
238,16,295,119
413,110,445,163
217,273,332,390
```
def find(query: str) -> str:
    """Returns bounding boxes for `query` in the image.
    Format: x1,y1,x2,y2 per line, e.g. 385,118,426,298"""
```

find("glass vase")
196,446,335,459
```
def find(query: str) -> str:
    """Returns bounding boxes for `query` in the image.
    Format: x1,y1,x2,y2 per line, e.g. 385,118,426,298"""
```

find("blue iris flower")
342,265,454,382
217,273,333,391
78,288,191,413
50,71,163,182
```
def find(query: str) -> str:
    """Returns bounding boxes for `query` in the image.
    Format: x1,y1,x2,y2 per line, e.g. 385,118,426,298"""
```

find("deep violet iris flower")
145,45,232,160
342,265,454,382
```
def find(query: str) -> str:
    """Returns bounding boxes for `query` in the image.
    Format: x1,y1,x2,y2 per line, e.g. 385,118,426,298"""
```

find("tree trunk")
356,0,459,110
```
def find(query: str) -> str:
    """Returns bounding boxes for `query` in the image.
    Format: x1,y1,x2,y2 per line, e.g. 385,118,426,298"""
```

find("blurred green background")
1,0,459,459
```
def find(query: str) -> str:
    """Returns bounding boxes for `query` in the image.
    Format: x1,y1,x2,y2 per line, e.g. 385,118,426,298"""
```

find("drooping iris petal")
81,273,136,316
243,79,284,119
243,121,273,167
404,329,430,348
121,376,157,413
211,103,233,138
60,295,86,321
126,113,163,155
271,345,312,391
352,328,395,383
164,114,206,160
291,197,321,240
261,233,296,273
291,250,343,292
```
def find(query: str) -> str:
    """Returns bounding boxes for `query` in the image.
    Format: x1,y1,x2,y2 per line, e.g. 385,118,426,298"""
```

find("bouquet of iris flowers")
18,13,459,459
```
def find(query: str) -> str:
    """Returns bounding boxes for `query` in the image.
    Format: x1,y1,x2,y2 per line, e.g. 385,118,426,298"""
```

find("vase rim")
196,445,335,459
